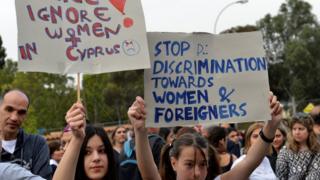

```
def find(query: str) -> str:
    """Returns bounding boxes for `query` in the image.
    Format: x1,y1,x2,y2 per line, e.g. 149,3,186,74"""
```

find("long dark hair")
159,133,208,180
75,125,117,180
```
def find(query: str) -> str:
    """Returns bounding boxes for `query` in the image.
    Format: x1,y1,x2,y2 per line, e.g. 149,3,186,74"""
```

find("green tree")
0,36,6,69
10,72,76,132
221,25,258,33
257,0,320,112
0,59,76,132
0,59,17,94
83,70,143,125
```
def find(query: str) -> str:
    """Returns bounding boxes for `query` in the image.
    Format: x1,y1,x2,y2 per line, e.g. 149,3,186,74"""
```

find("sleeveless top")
221,153,233,173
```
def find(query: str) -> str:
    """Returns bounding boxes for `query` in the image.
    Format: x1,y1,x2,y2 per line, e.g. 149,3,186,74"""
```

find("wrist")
70,135,84,145
259,128,274,143
134,126,147,133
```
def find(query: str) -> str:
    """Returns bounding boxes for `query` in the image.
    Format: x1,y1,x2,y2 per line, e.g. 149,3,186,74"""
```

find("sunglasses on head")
292,112,312,120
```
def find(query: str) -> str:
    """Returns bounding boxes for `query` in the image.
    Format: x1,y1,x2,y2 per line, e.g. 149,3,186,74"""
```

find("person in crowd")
118,126,164,180
272,127,287,154
176,127,198,137
48,140,63,176
231,122,276,179
194,124,209,138
0,162,46,180
276,112,320,179
111,126,127,154
167,126,221,180
268,126,287,172
0,124,45,180
0,89,52,179
111,126,127,165
310,105,320,140
159,127,175,144
220,123,231,129
226,127,242,157
60,124,72,152
128,93,282,180
53,102,117,180
208,126,237,173
126,128,134,141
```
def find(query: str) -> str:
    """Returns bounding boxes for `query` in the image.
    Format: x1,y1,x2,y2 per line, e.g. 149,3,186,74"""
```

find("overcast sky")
0,0,319,60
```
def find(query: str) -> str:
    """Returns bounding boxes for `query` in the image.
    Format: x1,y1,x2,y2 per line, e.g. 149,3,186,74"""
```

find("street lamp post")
214,0,249,34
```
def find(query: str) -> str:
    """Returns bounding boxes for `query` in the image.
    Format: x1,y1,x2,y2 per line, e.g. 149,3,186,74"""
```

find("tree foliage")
221,25,258,33
0,36,6,69
257,0,320,110
83,70,143,125
0,60,76,133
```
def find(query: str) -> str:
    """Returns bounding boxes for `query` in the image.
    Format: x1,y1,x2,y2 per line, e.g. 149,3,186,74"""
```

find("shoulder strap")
307,153,315,169
229,154,233,164
304,152,315,178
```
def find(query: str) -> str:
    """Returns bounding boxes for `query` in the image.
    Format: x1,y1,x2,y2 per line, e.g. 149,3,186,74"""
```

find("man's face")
0,91,29,139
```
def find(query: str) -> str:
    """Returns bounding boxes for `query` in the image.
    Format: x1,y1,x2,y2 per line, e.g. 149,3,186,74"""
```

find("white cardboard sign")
16,0,150,74
145,32,271,127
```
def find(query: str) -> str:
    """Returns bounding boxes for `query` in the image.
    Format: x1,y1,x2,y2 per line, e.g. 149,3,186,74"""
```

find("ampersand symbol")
219,86,235,103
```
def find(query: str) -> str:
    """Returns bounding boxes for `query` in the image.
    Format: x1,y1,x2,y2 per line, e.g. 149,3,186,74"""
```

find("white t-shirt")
2,139,17,154
231,155,277,180
50,159,58,166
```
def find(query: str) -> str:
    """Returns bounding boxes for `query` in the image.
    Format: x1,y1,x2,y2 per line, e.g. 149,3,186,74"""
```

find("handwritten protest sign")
15,0,150,74
145,32,271,127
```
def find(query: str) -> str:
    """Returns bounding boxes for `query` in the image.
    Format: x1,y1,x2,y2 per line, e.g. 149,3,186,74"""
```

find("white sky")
0,0,319,60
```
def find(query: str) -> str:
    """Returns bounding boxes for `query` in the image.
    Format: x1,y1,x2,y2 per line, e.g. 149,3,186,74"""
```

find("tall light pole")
214,0,249,34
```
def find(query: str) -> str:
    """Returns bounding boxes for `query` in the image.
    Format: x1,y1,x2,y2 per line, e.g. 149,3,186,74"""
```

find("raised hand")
269,92,283,126
65,102,86,139
128,96,146,131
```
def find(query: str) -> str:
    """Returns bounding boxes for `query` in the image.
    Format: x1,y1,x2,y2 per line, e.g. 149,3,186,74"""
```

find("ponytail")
206,145,221,180
159,143,176,180
159,133,208,180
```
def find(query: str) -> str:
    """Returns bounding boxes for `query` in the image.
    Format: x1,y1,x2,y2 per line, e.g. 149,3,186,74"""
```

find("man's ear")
170,156,177,171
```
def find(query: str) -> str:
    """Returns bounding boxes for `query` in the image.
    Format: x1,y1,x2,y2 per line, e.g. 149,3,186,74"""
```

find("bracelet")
259,129,274,143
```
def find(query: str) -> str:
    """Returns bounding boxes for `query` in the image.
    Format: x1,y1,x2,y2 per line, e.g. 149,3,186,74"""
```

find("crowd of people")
1,89,320,180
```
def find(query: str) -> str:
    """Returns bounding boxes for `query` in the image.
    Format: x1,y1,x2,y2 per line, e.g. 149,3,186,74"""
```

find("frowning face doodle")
122,40,140,56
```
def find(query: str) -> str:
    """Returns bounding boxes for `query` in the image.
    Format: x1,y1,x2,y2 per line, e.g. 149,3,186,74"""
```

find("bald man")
0,89,52,179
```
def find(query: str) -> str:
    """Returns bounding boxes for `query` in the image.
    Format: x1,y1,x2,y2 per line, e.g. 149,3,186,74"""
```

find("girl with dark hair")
159,133,208,180
75,125,117,180
267,126,287,172
128,93,283,180
53,102,117,180
272,127,287,154
159,127,175,144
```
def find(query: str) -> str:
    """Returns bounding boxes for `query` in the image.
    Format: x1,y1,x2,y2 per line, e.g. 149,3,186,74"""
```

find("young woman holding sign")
127,93,282,180
53,102,117,180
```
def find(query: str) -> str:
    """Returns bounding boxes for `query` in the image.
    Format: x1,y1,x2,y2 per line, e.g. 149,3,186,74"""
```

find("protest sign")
15,0,150,74
145,32,271,127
